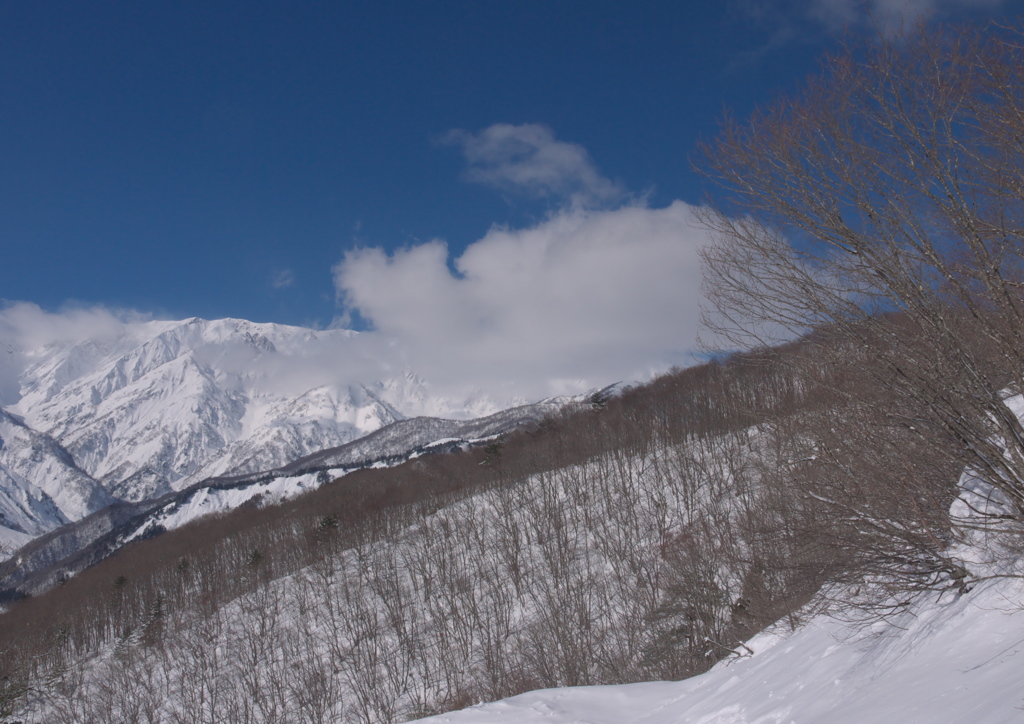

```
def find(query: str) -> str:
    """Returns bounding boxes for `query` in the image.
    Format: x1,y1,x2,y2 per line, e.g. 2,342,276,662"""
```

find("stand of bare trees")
0,354,968,723
2,354,848,723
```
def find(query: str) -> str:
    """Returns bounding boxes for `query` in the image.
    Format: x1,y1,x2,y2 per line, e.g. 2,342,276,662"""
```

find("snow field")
410,567,1024,724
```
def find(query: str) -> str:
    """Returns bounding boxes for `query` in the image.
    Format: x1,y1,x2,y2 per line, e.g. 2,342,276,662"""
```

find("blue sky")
1,1,1020,398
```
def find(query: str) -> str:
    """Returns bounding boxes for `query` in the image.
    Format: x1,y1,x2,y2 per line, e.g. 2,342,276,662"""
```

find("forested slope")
0,339,971,722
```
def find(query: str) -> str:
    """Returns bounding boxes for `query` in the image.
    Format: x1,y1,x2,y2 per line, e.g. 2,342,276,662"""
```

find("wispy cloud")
271,269,296,289
0,301,147,351
441,123,626,209
0,302,151,404
727,0,1008,65
810,0,1005,30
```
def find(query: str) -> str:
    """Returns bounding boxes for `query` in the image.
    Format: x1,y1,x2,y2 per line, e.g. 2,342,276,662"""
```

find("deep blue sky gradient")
1,1,1018,327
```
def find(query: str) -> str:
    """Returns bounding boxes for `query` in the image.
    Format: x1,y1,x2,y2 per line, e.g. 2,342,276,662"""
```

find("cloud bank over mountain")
3,125,711,406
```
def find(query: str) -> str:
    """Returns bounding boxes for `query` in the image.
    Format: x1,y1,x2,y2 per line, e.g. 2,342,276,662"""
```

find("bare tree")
171,611,227,724
696,22,1024,552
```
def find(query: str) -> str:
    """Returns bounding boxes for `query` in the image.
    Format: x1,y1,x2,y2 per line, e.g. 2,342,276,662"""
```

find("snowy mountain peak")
0,315,538,548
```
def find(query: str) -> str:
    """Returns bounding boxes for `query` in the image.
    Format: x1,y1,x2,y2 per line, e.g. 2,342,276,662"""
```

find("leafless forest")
0,339,975,723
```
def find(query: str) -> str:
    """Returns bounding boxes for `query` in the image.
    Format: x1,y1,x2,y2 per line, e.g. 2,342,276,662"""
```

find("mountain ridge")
0,393,578,598
0,315,552,553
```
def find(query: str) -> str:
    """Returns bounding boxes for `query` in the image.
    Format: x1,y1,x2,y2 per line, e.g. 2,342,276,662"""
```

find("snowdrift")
412,571,1024,723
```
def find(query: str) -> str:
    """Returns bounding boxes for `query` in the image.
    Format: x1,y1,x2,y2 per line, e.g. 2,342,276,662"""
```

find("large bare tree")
696,22,1024,534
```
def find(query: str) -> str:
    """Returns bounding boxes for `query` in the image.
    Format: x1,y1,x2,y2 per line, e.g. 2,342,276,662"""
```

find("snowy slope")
408,403,1024,724
411,445,1024,724
129,397,571,540
412,572,1024,724
0,409,113,522
0,395,573,594
0,460,67,554
175,382,402,486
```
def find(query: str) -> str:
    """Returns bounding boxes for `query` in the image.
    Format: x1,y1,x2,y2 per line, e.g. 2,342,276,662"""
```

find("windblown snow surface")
413,573,1024,724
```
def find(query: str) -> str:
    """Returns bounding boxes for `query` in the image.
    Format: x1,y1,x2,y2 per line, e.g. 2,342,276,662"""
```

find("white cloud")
271,268,296,289
0,301,143,352
442,124,626,209
1,128,715,411
810,0,1004,29
334,201,709,402
332,125,713,403
0,302,149,405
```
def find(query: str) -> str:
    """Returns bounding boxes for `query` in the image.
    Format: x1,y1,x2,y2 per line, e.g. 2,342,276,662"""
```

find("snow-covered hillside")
4,346,1020,724
408,448,1024,724
0,461,67,554
0,410,113,522
0,316,527,549
412,567,1024,724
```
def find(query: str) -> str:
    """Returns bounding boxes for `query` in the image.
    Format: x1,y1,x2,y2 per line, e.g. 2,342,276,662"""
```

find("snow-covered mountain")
0,316,534,551
0,395,573,595
9,318,404,502
0,410,114,522
0,460,67,554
